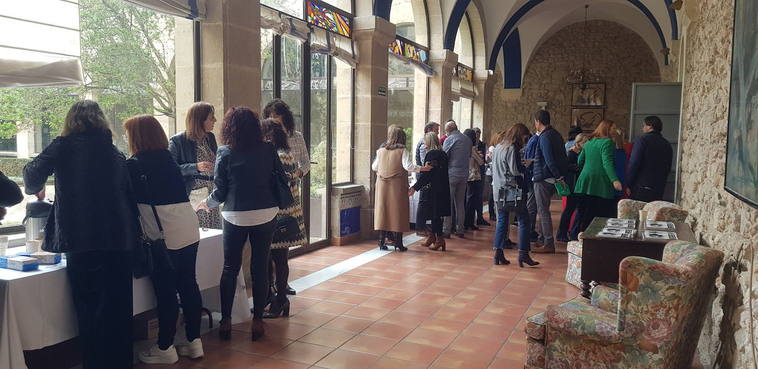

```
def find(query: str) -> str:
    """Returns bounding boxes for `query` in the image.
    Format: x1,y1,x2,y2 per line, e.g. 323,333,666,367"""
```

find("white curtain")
0,1,84,88
123,0,206,19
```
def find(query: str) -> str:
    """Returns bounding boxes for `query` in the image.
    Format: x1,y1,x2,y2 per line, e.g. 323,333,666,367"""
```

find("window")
331,58,353,184
261,28,275,111
261,0,304,18
0,0,197,229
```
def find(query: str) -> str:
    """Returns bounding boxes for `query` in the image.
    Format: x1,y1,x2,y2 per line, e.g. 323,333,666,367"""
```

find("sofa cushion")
565,253,582,289
566,240,583,256
526,337,546,369
643,201,689,222
526,312,546,340
591,285,620,312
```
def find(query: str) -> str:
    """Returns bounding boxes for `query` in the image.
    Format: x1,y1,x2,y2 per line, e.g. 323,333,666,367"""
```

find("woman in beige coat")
373,125,430,251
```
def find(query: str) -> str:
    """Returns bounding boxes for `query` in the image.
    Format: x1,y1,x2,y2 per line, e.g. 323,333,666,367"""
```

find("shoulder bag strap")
135,159,165,237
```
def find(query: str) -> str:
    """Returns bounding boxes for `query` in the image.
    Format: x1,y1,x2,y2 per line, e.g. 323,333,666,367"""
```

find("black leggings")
577,195,617,232
152,243,202,350
465,180,483,227
221,219,276,320
269,248,289,302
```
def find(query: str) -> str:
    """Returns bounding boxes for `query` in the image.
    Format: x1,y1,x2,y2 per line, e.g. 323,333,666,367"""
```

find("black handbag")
272,215,300,243
497,186,527,213
132,162,173,279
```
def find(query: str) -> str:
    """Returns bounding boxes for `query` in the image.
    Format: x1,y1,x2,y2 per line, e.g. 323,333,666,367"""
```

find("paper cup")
0,236,8,256
26,240,41,253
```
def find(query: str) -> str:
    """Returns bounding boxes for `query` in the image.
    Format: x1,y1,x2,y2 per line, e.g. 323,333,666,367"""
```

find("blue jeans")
493,207,531,252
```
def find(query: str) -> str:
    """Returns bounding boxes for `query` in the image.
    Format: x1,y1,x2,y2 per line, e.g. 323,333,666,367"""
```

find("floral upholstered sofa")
527,241,723,369
565,200,689,289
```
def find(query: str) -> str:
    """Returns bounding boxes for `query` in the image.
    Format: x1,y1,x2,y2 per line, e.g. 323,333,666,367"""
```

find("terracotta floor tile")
297,327,356,348
462,322,512,341
359,297,405,310
271,341,334,365
248,358,311,369
314,349,379,369
403,327,459,348
341,334,399,356
448,335,504,357
307,301,355,315
343,305,390,320
323,292,373,305
379,311,428,327
322,316,374,333
428,349,493,369
287,310,338,327
265,321,319,341
487,357,526,369
496,341,527,361
432,307,480,323
368,357,429,369
195,347,263,369
385,341,444,365
418,317,469,333
393,301,442,316
362,321,415,340
230,335,294,356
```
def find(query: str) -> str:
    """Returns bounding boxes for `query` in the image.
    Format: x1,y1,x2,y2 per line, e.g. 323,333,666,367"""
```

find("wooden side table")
579,217,696,298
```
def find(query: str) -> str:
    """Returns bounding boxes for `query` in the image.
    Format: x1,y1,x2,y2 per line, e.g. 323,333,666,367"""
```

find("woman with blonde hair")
169,101,220,229
373,125,431,251
573,120,623,231
23,100,139,368
124,115,204,364
409,132,450,250
557,132,589,241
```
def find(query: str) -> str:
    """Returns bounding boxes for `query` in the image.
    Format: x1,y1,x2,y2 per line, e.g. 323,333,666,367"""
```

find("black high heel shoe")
263,296,290,318
393,232,407,252
218,318,232,340
493,249,510,265
378,231,388,250
518,251,540,268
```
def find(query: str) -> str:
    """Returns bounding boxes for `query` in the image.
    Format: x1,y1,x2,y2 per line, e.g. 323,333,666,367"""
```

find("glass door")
308,53,329,244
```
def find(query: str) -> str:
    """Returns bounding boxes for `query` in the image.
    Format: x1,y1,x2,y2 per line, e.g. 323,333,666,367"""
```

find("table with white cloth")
0,229,250,369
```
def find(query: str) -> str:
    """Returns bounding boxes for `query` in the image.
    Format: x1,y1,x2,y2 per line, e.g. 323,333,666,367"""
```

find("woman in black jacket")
410,132,451,251
23,100,139,369
169,101,220,229
197,107,284,342
124,115,204,364
0,170,22,222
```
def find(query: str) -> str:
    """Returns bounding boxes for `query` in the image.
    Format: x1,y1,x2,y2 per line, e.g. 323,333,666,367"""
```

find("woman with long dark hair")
491,123,539,267
574,120,624,231
169,102,220,229
409,132,450,251
260,119,306,318
124,115,204,364
23,100,139,369
197,107,284,341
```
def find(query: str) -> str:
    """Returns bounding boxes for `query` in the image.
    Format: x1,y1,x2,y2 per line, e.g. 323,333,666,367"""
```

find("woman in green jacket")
574,120,623,231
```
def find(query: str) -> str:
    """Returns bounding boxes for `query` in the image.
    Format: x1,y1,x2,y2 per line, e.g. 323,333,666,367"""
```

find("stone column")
427,50,458,125
352,16,396,238
200,0,261,142
473,69,496,137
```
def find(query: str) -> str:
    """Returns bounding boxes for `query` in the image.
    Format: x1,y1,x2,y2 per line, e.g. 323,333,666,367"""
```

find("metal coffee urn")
24,199,52,242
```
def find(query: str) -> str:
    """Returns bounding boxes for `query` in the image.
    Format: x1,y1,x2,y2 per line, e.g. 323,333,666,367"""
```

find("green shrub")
0,158,30,178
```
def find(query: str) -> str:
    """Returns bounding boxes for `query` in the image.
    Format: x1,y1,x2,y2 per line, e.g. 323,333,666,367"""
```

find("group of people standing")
492,110,673,257
19,98,309,368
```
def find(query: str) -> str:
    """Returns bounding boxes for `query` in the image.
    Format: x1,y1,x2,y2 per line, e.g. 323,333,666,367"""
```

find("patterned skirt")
271,182,307,249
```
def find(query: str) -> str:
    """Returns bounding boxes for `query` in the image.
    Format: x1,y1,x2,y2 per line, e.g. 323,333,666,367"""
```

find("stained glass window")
388,36,429,65
307,0,352,38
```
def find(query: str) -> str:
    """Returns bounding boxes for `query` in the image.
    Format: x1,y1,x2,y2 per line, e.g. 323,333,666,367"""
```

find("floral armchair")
529,241,724,369
565,200,689,289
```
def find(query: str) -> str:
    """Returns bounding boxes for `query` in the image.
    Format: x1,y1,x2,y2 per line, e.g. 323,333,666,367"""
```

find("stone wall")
677,0,758,367
488,20,660,137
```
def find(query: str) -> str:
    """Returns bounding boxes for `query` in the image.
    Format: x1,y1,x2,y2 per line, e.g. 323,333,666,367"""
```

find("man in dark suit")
625,116,674,202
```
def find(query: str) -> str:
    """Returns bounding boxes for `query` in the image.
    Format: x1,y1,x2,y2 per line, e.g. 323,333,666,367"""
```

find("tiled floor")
135,203,576,369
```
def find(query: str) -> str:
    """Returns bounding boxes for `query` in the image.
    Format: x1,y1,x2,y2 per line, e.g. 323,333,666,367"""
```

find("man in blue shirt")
530,110,568,253
442,121,472,238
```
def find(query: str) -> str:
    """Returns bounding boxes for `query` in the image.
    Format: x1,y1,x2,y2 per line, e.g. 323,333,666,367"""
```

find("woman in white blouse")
372,125,431,251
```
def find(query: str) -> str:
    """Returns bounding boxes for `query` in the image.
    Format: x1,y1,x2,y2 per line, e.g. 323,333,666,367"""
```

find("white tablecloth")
0,229,250,369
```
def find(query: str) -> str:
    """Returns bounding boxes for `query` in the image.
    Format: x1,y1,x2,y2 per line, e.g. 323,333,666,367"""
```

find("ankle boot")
493,249,510,265
251,319,265,341
422,233,437,247
263,294,290,319
430,237,446,251
519,251,540,268
218,318,232,341
394,232,407,251
378,231,388,250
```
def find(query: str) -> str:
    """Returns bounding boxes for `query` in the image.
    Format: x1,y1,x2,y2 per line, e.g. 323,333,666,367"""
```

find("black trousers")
66,250,133,369
631,185,664,203
151,242,202,350
221,219,275,320
269,248,289,302
475,179,486,222
464,180,483,227
557,194,580,239
577,195,618,232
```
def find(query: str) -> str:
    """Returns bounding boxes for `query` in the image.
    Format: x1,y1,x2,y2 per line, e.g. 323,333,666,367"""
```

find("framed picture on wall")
724,0,758,208
572,108,604,132
571,82,606,107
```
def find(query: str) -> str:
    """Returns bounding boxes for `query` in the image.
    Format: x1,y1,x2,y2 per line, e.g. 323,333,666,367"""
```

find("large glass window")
282,36,304,132
331,58,353,184
261,29,275,111
0,0,196,229
261,0,304,18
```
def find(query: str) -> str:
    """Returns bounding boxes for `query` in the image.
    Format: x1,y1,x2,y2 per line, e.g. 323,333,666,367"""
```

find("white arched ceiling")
438,0,677,73
517,0,665,83
467,0,488,70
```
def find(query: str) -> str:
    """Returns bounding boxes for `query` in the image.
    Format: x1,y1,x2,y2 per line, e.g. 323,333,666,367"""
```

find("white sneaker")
138,344,179,364
176,338,204,359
